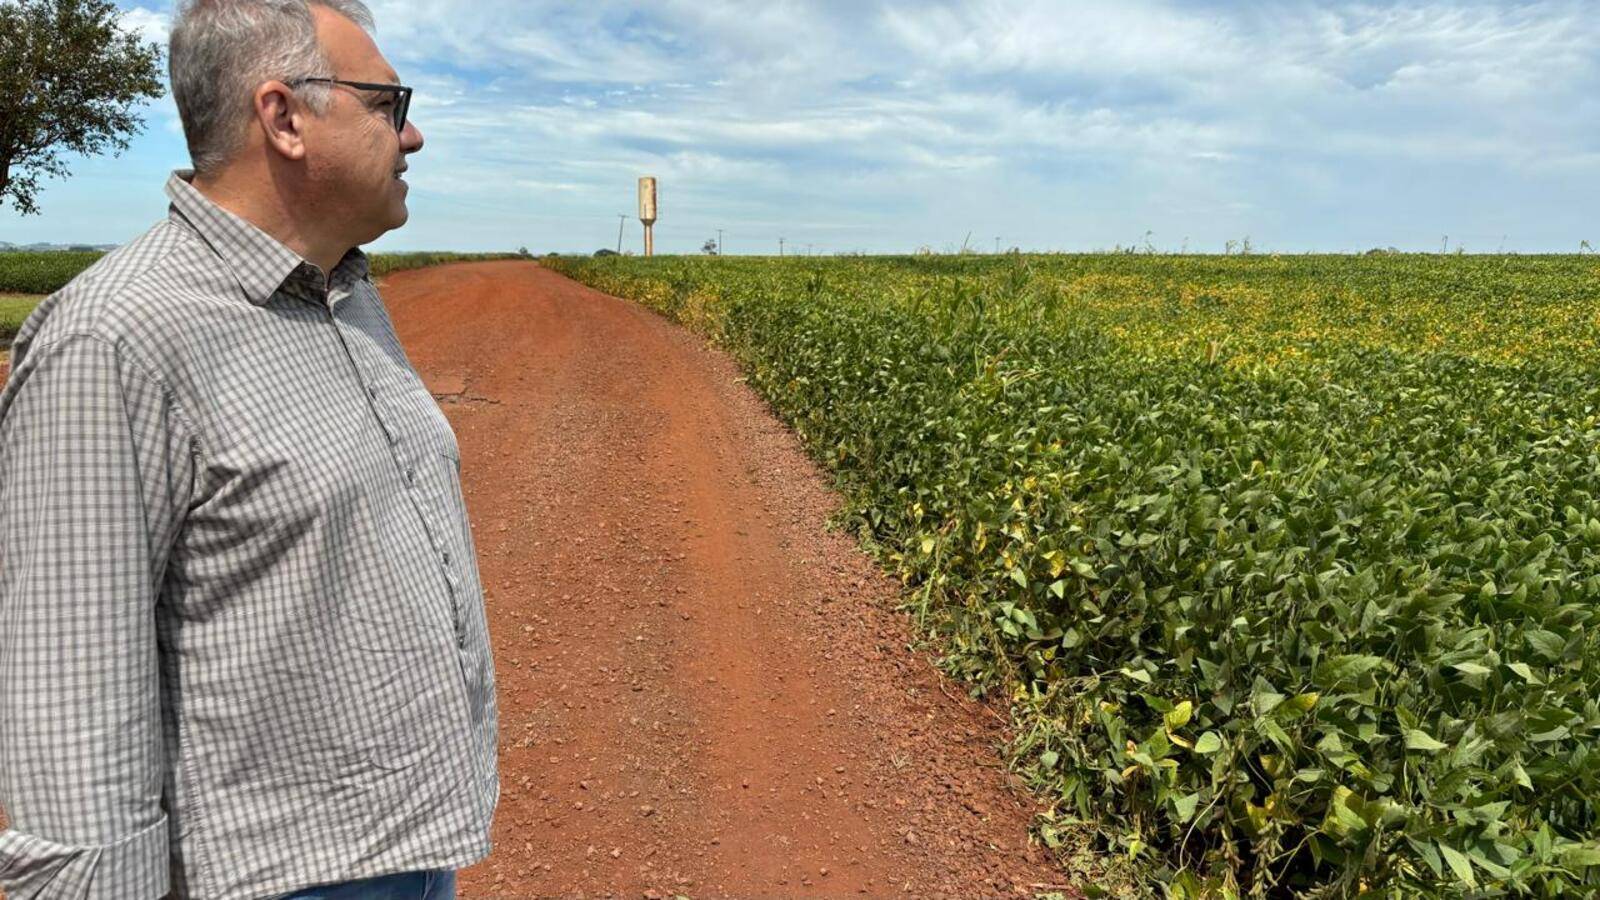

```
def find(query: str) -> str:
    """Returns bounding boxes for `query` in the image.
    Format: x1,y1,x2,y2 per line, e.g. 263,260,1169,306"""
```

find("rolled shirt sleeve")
0,334,196,899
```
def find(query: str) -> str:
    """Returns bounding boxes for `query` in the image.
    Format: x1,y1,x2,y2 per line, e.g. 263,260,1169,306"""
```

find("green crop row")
0,249,526,295
545,253,1600,898
0,252,105,295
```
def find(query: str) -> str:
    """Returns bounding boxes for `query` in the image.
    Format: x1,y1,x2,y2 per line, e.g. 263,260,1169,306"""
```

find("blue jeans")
282,869,456,899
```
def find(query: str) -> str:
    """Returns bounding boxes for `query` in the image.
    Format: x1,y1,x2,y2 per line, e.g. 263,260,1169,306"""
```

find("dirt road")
0,261,1070,899
388,261,1067,898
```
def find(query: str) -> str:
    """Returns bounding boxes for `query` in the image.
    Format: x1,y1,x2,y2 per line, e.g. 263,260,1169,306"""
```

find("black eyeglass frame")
286,77,413,133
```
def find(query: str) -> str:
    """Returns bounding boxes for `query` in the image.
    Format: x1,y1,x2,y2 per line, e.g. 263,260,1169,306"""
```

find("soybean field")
545,253,1600,897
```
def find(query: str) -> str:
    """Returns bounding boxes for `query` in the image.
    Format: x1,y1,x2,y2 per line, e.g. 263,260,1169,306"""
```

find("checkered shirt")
0,172,499,899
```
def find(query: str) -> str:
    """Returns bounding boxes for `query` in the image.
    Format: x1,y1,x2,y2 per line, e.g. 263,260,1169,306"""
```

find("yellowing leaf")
1164,700,1194,730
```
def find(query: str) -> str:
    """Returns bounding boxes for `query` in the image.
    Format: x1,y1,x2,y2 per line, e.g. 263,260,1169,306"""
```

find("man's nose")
401,120,424,154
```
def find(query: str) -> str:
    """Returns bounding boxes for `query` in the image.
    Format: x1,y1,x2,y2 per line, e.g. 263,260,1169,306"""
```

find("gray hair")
169,0,376,175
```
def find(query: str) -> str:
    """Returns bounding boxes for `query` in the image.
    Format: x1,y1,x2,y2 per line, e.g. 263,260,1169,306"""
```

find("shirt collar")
165,170,370,306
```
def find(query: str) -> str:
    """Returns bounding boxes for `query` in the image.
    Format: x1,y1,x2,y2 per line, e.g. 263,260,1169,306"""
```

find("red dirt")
1,260,1076,899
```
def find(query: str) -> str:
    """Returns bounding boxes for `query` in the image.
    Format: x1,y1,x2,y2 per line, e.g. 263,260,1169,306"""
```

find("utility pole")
717,229,724,256
616,214,626,254
779,237,785,257
994,236,1000,254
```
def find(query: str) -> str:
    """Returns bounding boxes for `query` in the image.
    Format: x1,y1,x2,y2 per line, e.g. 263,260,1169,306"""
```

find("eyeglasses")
287,77,413,133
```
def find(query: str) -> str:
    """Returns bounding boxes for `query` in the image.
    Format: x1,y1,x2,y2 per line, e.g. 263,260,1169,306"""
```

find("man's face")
301,6,423,248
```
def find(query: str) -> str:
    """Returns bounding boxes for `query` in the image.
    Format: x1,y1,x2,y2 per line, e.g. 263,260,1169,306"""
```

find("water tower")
638,176,657,257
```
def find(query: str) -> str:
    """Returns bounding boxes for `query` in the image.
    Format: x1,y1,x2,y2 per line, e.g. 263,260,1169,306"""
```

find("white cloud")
117,5,170,46
879,0,1244,79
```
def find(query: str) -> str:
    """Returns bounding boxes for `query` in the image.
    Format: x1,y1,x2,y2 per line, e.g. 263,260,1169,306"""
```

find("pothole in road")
434,393,502,407
424,371,501,407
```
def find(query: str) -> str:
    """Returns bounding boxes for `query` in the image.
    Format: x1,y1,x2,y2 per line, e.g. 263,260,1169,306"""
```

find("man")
0,2,498,897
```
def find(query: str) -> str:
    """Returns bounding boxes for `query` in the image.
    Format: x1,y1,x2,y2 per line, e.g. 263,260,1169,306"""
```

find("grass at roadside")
0,294,43,344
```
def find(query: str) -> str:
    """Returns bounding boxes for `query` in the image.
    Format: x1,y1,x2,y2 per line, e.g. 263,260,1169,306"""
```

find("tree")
701,238,718,255
0,0,164,215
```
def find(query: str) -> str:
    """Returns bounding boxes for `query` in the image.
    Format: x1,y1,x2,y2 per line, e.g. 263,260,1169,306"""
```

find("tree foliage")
0,0,164,215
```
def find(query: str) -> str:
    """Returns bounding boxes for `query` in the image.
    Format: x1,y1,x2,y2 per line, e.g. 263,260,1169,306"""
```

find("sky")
3,0,1598,255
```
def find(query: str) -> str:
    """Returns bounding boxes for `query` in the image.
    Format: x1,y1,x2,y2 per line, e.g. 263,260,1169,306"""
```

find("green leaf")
1257,718,1293,753
1332,803,1368,835
1314,654,1385,687
1467,847,1511,880
1172,791,1200,822
1507,662,1544,684
1526,629,1565,662
1439,843,1477,887
1409,837,1444,878
1529,725,1571,743
1512,761,1532,790
1038,750,1059,770
1404,729,1449,752
1562,846,1600,868
1194,731,1223,755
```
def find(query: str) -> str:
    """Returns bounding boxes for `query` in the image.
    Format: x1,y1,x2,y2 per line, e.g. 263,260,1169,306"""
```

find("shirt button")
406,467,417,483
443,551,452,565
368,384,379,399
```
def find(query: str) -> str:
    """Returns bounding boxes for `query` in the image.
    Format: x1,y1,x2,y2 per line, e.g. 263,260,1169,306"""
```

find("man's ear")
254,81,308,161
